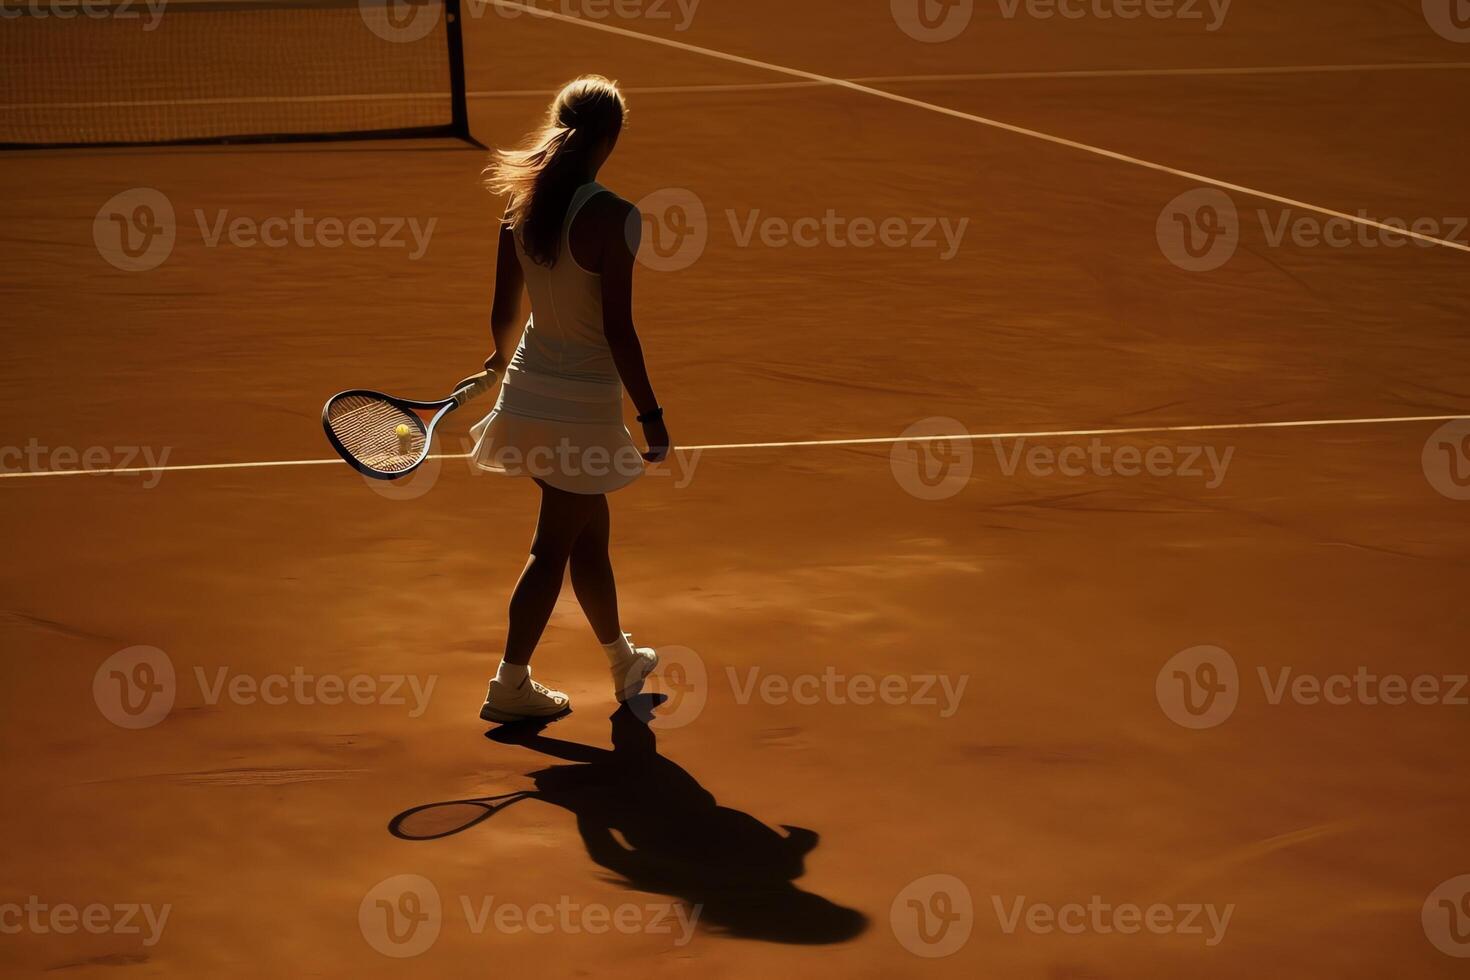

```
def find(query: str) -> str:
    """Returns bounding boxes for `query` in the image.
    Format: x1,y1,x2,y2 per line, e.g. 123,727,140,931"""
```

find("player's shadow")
388,694,868,945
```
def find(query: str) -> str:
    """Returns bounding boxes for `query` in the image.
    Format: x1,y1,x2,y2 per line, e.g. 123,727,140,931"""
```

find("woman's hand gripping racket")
322,370,497,480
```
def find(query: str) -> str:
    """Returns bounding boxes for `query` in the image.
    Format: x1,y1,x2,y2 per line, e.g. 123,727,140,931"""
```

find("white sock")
495,660,529,686
601,633,634,663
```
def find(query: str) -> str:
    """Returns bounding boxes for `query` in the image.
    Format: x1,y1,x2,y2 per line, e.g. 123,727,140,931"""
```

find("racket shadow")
387,713,574,841
386,693,868,945
388,791,535,841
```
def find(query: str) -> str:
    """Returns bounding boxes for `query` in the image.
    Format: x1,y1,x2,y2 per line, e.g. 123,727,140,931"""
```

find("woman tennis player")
472,75,670,724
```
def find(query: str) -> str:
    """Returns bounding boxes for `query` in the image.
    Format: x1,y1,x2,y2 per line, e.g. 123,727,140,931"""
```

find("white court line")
857,62,1470,82
0,414,1463,481
486,0,1470,254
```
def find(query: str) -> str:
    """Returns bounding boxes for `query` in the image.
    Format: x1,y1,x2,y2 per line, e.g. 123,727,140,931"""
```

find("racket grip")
451,369,498,408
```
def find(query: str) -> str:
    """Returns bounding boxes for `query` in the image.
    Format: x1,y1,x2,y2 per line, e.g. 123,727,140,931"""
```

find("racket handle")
451,369,498,409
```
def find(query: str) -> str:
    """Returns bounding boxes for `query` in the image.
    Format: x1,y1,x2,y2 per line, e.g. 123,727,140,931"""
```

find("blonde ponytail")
483,75,626,266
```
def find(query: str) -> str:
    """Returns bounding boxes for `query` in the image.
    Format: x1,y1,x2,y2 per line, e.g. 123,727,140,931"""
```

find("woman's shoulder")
580,186,637,223
574,187,640,250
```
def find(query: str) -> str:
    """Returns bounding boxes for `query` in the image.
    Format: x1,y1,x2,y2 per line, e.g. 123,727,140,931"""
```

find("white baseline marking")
484,0,1470,254
0,414,1463,480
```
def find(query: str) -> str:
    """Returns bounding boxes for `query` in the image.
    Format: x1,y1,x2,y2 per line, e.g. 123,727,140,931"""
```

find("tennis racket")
322,370,497,480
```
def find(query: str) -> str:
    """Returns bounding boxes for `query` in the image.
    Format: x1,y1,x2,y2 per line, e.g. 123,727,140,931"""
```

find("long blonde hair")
482,75,626,267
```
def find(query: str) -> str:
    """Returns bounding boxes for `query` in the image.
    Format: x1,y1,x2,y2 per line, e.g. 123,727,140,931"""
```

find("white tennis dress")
469,182,643,495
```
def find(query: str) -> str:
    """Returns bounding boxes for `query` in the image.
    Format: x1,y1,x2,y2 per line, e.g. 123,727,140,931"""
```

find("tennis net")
0,0,473,147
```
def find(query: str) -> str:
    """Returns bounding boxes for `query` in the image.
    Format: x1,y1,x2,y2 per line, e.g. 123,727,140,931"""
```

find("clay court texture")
2,0,1469,976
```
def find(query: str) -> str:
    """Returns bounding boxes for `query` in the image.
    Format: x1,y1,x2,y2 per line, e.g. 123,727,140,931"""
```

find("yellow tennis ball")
395,424,411,438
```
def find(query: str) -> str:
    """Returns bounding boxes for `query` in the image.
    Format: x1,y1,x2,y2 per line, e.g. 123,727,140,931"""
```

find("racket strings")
326,395,426,473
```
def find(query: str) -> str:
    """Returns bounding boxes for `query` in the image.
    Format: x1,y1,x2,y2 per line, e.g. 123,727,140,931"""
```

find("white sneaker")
480,675,571,723
608,633,659,703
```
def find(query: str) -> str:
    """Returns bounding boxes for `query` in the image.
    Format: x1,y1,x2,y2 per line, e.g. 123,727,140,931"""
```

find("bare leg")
569,493,621,644
503,481,598,666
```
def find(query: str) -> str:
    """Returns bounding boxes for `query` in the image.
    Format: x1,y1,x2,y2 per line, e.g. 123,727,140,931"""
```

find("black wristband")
637,406,664,424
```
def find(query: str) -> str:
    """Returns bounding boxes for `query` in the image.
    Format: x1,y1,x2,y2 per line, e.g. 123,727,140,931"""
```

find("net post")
444,0,482,147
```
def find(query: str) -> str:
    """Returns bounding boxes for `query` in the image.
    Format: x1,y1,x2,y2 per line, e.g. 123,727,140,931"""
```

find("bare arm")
593,197,670,462
485,218,525,376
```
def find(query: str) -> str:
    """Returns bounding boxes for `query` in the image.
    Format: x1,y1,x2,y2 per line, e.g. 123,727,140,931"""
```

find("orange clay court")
2,0,1469,976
